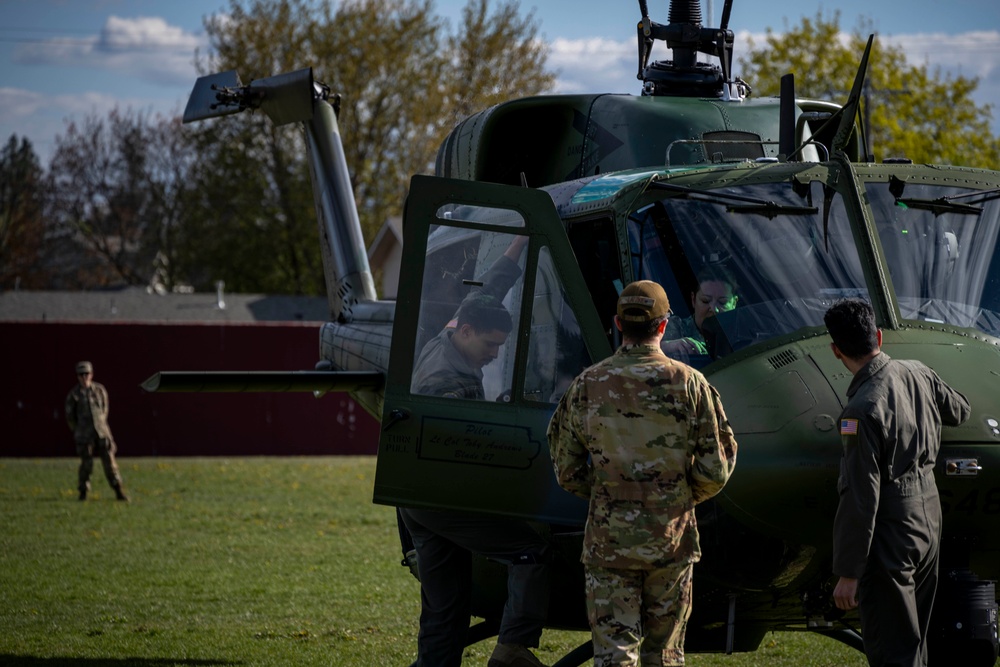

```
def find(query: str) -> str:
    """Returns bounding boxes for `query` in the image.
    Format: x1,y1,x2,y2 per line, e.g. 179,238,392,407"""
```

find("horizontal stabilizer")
141,370,384,394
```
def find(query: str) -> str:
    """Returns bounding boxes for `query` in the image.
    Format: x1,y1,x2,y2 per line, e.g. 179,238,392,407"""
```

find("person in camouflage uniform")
825,299,970,667
65,361,128,501
547,280,737,667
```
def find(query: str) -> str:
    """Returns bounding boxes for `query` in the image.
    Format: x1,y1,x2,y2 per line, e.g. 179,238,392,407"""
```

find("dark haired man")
548,280,737,667
824,298,970,667
402,290,551,667
411,293,514,399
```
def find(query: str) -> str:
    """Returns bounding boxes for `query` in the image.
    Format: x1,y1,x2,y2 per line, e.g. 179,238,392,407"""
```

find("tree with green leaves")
181,0,553,296
738,11,1000,167
0,135,47,290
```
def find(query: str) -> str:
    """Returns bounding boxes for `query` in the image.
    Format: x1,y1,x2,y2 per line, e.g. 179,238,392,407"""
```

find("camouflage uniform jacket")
833,353,970,579
65,382,114,444
547,343,737,569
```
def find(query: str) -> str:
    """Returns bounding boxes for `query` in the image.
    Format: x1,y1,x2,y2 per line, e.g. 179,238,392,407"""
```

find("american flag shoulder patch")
840,418,859,435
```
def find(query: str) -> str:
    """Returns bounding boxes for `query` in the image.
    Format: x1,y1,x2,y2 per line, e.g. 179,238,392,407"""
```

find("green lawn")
0,457,866,666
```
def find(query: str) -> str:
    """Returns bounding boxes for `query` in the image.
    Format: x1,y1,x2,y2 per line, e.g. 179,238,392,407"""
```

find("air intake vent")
767,349,798,370
702,130,765,161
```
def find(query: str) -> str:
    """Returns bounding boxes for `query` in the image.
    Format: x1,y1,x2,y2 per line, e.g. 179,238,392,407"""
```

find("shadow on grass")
0,658,241,667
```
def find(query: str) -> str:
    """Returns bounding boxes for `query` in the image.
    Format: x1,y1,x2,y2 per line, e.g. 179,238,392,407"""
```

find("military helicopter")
145,0,1000,664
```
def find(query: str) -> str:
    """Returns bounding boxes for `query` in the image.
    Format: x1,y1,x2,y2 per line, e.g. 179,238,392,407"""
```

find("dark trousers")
399,507,550,667
859,492,941,667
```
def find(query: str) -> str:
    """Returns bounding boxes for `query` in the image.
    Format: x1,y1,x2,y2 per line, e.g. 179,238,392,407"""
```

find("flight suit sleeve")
547,381,593,500
832,413,882,579
689,378,738,505
477,254,522,302
931,370,971,427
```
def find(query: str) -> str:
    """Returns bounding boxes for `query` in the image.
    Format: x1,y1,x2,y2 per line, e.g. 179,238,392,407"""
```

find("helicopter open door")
373,175,611,524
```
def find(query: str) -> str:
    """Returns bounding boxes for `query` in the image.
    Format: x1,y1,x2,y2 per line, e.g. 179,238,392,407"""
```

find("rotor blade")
720,0,733,31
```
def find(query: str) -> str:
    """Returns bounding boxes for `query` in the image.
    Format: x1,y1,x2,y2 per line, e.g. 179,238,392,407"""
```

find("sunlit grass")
0,457,866,666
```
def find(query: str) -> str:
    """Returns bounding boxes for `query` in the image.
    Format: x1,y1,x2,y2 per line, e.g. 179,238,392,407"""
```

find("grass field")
0,457,867,666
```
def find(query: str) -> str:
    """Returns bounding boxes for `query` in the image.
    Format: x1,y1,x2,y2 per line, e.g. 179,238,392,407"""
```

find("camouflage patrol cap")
617,280,670,323
75,361,93,374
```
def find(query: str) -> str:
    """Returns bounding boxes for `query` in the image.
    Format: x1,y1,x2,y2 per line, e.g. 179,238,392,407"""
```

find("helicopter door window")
410,224,526,402
524,246,592,404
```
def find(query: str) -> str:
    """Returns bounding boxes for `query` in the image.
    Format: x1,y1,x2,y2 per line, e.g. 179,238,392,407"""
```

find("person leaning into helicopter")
547,280,737,667
825,299,970,667
660,266,738,361
401,234,552,667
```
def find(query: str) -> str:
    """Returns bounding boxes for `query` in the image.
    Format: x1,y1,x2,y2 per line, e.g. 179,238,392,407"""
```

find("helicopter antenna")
831,34,875,158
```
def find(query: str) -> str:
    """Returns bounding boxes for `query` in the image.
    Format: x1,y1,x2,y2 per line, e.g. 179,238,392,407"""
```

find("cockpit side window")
565,216,623,347
867,182,1000,335
411,222,526,401
523,246,592,404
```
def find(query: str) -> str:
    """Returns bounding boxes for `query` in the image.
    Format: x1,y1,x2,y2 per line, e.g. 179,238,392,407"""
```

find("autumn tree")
738,11,1000,167
45,109,199,290
0,135,47,289
183,0,553,295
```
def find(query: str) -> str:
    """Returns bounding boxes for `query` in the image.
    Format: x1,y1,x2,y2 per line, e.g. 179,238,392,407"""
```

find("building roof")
0,287,330,323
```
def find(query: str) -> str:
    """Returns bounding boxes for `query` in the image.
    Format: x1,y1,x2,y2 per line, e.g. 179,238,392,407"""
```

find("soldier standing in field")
547,280,737,667
65,361,128,501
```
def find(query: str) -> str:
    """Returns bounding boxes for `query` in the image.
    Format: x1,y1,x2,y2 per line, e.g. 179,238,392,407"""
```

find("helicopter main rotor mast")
637,0,738,97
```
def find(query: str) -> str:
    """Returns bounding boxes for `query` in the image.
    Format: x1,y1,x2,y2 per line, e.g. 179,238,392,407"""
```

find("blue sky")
2,0,999,164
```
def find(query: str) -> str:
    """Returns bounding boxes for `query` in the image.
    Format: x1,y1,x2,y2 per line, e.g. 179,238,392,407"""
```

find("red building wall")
1,321,379,457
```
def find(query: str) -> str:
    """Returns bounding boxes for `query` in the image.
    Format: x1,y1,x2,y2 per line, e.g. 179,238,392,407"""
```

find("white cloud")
0,87,183,165
12,15,208,86
887,31,1000,82
548,37,638,95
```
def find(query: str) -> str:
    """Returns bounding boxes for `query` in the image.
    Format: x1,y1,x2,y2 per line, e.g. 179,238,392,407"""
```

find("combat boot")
488,643,548,667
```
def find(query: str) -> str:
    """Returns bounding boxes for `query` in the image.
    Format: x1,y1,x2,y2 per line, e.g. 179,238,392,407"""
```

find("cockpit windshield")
865,181,1000,336
628,176,1000,368
628,179,865,367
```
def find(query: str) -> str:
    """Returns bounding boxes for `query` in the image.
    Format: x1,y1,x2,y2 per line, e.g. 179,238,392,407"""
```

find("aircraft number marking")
940,487,1000,515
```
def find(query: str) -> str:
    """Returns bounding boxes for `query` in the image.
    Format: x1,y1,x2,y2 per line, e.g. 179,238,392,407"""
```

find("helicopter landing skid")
551,641,594,667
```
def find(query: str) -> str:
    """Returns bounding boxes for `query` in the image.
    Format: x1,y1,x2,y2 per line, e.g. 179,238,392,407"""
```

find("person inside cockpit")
661,266,739,362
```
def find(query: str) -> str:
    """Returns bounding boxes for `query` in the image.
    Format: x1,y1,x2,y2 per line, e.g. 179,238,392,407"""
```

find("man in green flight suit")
547,280,738,667
65,361,128,501
825,298,970,666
